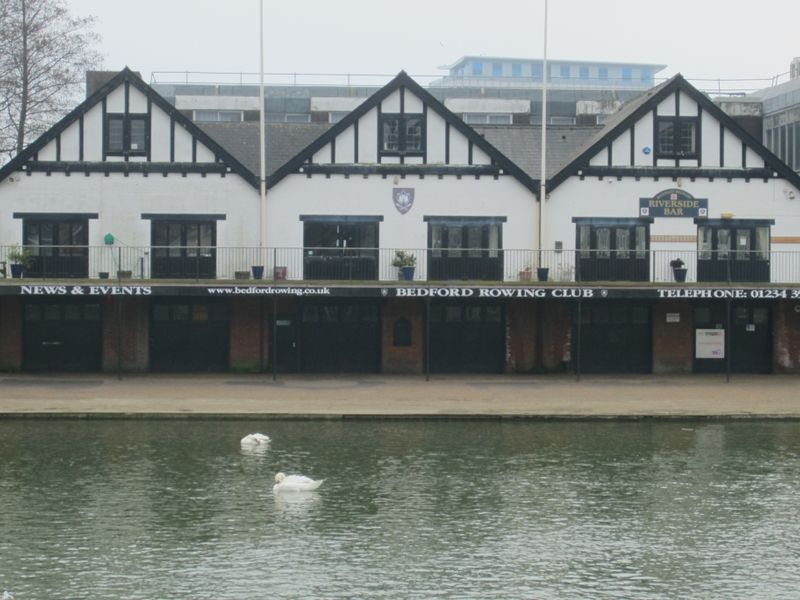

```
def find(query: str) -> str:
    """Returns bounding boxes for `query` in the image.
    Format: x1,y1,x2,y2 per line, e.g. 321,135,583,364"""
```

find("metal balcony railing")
1,245,799,285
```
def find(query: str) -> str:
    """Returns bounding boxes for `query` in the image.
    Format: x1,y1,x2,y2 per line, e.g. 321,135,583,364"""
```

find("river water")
1,419,799,599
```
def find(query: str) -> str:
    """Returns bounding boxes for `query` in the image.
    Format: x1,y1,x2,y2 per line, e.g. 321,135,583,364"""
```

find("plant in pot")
8,245,33,278
670,257,687,282
392,250,417,281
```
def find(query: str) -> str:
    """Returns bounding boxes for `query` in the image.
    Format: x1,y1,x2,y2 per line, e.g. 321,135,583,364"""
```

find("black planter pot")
251,265,265,280
673,267,688,282
536,267,549,282
10,263,24,278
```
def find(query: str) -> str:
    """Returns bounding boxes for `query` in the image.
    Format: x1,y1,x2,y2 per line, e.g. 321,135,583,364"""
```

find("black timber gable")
266,71,540,195
0,67,258,188
547,74,800,193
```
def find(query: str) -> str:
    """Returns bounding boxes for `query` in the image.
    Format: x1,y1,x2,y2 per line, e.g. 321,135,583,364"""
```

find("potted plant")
392,250,417,281
670,257,687,282
519,266,532,281
251,265,265,280
8,245,33,278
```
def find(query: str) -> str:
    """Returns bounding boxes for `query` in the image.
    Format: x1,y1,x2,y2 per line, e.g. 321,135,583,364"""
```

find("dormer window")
105,113,148,156
656,116,699,159
379,114,424,156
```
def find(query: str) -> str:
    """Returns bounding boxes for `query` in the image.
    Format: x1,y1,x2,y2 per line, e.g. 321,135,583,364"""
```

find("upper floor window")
105,113,148,156
559,65,571,79
598,67,608,81
640,68,652,84
471,61,483,76
531,64,543,81
622,67,633,81
656,117,699,158
379,114,424,156
492,63,503,77
579,66,589,80
193,110,243,122
511,63,522,77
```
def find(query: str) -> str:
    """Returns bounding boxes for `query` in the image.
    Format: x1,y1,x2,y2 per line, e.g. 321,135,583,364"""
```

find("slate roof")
197,122,332,177
473,125,602,179
197,121,600,183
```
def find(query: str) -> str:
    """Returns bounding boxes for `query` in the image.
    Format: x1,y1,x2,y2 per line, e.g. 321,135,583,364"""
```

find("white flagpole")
259,0,267,249
539,0,548,265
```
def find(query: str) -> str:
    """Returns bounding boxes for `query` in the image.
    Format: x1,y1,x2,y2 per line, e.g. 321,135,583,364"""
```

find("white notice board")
696,329,725,359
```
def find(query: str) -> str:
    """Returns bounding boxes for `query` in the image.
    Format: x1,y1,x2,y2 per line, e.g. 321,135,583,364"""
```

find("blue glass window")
622,67,633,81
640,68,652,84
492,63,502,77
531,63,543,81
511,63,522,77
472,61,483,76
579,66,589,80
598,67,608,81
560,65,570,79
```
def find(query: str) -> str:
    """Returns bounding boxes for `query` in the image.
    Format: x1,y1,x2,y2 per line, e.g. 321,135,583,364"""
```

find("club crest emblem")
393,188,415,215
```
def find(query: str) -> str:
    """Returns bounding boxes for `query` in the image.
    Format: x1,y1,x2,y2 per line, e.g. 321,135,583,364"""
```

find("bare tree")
0,0,101,159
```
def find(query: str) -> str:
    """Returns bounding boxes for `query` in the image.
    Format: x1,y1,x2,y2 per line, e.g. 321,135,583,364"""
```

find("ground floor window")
22,216,90,278
302,216,381,280
695,219,773,282
573,218,651,282
426,216,504,280
150,219,217,279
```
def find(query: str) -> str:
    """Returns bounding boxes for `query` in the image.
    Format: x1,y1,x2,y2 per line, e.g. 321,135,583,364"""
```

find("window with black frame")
426,217,504,281
379,114,424,157
105,113,148,157
574,218,651,282
23,217,89,278
696,219,772,282
655,116,699,159
151,220,216,279
302,217,380,280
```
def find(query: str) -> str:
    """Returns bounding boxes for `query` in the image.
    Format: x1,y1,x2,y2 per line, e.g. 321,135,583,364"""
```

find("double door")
693,304,772,373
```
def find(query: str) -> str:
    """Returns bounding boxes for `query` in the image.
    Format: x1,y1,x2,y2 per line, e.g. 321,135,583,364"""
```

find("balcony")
1,245,799,285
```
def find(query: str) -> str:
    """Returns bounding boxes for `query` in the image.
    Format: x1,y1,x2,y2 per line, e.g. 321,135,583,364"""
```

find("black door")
428,303,505,373
269,315,298,373
574,302,652,373
298,300,381,373
23,301,102,372
693,304,772,373
576,222,649,282
150,299,229,372
24,218,89,278
427,220,504,281
151,221,216,279
697,224,771,283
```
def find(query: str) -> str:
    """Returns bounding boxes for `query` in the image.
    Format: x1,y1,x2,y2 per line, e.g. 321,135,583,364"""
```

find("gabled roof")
0,67,258,187
266,71,540,194
548,73,800,193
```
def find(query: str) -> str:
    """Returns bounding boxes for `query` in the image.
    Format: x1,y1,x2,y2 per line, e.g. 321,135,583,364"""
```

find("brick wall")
229,297,267,372
381,298,423,374
652,300,693,373
102,297,149,372
0,298,22,371
506,300,536,373
774,300,800,373
541,300,572,372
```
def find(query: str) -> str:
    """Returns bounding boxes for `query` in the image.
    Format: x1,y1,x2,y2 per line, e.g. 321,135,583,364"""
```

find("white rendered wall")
0,172,258,277
267,174,537,281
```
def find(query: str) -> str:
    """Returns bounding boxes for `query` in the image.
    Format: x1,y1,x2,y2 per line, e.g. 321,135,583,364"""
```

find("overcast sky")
69,0,798,89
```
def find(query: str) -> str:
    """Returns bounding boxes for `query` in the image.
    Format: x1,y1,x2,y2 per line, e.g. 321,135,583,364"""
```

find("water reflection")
1,420,799,598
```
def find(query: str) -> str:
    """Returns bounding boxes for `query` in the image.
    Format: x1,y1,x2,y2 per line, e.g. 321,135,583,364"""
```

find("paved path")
1,373,799,418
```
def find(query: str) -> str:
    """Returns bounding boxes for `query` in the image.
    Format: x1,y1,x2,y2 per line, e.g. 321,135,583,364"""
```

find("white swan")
240,433,271,447
273,472,323,493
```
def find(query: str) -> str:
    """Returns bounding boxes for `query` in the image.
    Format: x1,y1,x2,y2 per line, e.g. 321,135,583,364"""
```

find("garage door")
23,301,102,372
575,302,652,374
429,303,505,373
150,299,229,372
298,300,381,373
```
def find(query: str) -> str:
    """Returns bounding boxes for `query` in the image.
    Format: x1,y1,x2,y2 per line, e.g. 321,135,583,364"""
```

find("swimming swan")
240,433,271,447
273,472,323,493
